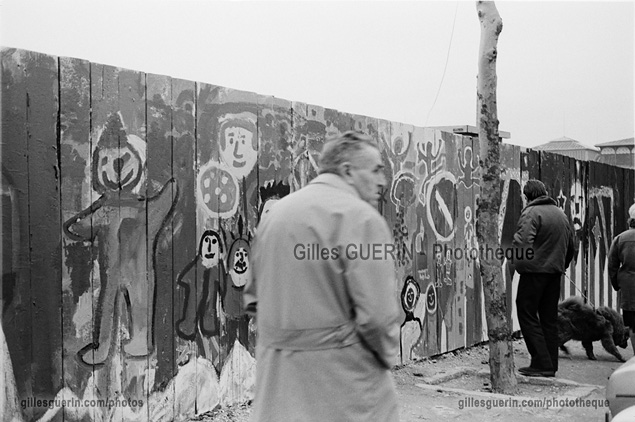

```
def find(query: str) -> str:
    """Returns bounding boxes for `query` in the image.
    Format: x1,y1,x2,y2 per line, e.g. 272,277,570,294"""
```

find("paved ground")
194,338,634,421
395,338,634,422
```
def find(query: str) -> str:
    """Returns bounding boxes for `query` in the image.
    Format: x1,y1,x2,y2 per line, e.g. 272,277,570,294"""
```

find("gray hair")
318,131,379,175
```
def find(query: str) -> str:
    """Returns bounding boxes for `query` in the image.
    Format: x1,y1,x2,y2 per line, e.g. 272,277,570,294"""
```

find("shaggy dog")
558,296,629,362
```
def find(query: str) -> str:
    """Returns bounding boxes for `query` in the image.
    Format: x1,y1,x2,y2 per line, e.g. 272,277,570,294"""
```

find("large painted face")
199,231,222,269
346,145,386,207
94,139,143,193
228,239,251,288
219,116,258,179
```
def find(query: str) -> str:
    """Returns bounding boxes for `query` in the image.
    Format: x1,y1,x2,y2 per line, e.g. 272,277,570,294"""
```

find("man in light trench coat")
244,130,401,421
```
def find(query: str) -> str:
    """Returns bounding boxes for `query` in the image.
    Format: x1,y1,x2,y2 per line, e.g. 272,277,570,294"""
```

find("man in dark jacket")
608,203,635,355
513,179,576,377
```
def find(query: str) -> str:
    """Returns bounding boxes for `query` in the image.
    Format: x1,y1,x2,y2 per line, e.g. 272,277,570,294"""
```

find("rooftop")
533,136,599,152
595,137,635,148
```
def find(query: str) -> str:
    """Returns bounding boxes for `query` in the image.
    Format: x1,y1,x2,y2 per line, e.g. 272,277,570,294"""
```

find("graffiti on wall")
588,186,616,307
2,48,635,421
63,112,178,366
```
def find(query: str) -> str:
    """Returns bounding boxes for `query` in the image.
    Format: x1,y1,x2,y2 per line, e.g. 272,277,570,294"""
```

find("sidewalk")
395,338,634,421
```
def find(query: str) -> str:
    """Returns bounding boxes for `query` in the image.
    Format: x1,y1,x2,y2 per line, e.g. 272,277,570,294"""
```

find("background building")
595,137,635,169
532,136,600,161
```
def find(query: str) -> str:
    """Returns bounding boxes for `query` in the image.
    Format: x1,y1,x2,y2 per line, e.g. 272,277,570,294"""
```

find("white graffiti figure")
464,206,478,262
570,180,586,233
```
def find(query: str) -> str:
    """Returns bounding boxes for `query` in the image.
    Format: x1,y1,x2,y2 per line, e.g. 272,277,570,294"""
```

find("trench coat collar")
309,173,360,200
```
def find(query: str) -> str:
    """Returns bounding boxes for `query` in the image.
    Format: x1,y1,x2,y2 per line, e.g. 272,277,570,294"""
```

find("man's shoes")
518,366,555,377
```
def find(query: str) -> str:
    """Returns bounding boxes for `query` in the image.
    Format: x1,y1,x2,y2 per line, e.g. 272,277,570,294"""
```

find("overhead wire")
424,0,460,129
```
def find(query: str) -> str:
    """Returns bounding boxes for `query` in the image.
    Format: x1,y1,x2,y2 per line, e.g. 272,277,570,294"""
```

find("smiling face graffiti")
94,141,143,192
199,230,223,269
401,276,421,315
228,238,251,288
223,126,252,168
219,114,258,179
92,113,145,194
425,283,437,315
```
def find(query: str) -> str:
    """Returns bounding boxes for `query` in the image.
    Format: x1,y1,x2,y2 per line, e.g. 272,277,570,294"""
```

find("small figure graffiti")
416,135,443,179
176,217,253,354
457,146,479,189
223,217,252,351
463,207,477,260
400,276,424,361
176,230,226,340
63,112,177,366
392,131,412,160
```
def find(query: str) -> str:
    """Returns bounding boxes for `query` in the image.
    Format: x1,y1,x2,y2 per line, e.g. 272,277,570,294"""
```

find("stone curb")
419,366,476,385
415,366,603,406
416,382,602,405
421,366,603,388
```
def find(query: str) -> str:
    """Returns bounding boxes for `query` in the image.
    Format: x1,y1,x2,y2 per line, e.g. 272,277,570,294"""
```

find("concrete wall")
2,47,634,421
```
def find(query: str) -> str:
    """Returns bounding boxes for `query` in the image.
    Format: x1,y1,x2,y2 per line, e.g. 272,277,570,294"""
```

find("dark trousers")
516,273,561,371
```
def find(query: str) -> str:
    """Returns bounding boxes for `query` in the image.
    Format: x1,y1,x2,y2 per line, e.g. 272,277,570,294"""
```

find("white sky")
1,0,633,148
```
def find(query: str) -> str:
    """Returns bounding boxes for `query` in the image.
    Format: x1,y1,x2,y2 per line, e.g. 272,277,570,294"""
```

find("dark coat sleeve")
608,235,621,291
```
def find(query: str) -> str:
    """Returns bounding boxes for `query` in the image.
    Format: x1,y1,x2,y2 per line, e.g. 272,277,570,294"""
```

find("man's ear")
338,162,353,179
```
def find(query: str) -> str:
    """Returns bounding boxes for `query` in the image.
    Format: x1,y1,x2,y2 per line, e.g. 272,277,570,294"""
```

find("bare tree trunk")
475,0,517,394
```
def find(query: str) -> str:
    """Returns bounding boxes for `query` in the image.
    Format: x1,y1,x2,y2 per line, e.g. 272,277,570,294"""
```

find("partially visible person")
608,203,635,355
513,179,576,377
245,131,400,421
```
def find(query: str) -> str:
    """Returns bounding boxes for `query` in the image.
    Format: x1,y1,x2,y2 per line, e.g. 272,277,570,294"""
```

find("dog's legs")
582,341,597,360
630,328,635,356
600,337,626,362
558,345,574,360
558,331,572,354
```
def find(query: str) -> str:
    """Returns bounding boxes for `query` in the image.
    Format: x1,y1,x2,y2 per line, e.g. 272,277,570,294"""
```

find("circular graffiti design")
198,161,239,218
422,172,457,242
391,172,417,208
